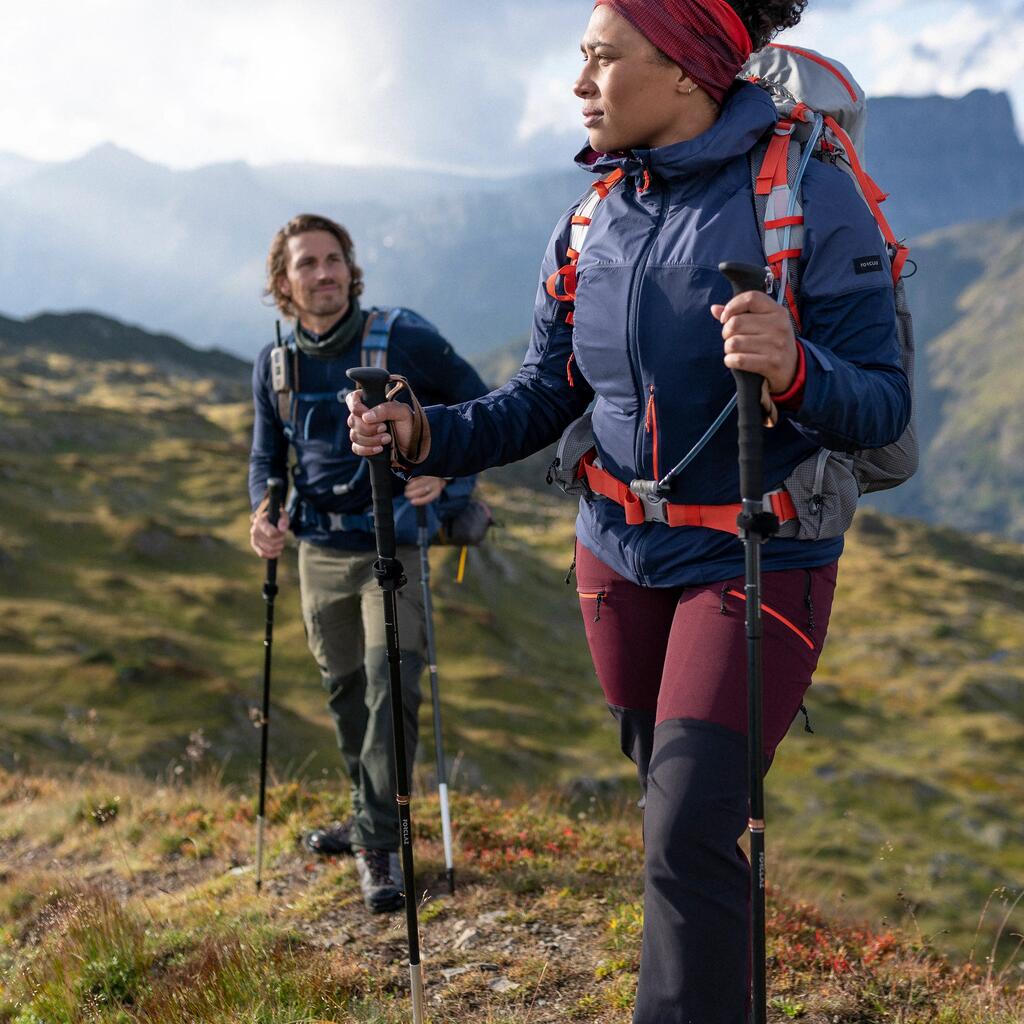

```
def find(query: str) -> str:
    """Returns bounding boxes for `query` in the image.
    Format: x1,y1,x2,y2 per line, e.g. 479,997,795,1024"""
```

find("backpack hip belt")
298,501,375,535
579,450,797,534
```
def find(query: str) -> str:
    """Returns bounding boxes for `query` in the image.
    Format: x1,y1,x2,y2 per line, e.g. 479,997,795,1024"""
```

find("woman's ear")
678,74,699,96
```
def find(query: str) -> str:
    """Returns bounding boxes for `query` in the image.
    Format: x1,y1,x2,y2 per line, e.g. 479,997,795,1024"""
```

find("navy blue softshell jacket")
249,311,487,551
413,82,911,587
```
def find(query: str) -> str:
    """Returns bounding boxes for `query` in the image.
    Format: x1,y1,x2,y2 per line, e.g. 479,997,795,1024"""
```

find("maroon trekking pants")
575,540,838,1024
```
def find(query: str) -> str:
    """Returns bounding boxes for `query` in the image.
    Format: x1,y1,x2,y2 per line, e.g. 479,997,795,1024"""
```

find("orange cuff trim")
771,339,806,409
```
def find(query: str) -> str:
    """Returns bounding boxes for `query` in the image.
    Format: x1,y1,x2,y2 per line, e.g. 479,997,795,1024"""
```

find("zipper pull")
645,385,655,432
594,592,604,622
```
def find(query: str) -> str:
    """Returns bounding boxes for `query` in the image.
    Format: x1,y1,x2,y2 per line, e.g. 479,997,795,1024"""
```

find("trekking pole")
416,504,456,895
255,476,285,894
347,366,425,1024
719,261,778,1024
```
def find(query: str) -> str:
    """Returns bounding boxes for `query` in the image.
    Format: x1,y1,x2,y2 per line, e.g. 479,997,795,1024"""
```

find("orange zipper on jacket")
726,589,815,650
645,384,660,480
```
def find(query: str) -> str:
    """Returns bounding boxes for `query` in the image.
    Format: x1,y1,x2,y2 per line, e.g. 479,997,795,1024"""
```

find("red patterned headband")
594,0,753,105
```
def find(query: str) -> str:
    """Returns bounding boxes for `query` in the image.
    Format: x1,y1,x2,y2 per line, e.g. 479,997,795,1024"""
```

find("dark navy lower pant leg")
635,720,750,1024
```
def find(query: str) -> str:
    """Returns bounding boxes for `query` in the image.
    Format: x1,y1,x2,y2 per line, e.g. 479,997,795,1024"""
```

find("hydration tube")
644,113,823,498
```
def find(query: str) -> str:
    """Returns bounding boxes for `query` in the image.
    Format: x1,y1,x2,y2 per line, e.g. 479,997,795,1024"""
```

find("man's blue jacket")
411,82,911,586
249,309,486,550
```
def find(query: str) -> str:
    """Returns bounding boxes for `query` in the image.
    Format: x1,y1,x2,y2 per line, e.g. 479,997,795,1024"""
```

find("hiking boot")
354,846,404,913
302,818,355,857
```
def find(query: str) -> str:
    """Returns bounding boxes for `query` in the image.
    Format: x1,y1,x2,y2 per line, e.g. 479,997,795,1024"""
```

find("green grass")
1,340,1023,975
0,767,1021,1024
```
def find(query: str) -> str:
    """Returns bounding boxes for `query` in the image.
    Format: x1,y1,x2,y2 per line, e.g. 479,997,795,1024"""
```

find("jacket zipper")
628,177,667,477
725,589,815,650
645,384,660,480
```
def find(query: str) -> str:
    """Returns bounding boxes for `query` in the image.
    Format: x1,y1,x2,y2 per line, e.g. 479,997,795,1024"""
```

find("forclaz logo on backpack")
853,255,883,275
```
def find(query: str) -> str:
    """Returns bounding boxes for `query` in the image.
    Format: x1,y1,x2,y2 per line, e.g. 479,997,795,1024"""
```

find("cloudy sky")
4,0,1021,173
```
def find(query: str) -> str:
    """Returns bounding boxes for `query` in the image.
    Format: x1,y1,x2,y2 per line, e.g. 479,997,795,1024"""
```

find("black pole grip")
719,261,768,298
348,365,391,410
719,262,770,504
266,477,285,528
348,367,397,560
734,372,764,505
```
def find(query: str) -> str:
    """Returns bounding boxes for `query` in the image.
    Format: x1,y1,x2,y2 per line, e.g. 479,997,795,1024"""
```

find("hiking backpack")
743,43,918,539
548,44,917,540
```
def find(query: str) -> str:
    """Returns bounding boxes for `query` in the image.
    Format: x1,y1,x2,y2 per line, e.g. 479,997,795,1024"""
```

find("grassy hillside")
1,768,1021,1024
866,210,1024,539
0,318,1022,977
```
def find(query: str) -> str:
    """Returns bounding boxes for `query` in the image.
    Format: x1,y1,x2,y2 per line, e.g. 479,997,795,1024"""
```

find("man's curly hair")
728,0,808,52
265,213,364,319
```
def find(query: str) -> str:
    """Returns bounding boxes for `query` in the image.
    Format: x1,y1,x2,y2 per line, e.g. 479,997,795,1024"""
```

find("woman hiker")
347,1,910,1020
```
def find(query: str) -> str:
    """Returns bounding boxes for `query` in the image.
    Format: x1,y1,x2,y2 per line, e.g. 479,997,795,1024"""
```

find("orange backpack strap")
753,121,805,332
545,168,625,307
822,115,908,285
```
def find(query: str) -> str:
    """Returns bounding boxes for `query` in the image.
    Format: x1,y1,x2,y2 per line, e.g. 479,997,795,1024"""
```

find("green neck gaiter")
294,298,363,360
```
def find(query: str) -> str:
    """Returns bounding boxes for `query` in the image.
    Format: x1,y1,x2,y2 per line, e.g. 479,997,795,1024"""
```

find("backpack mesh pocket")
778,449,860,540
548,412,595,498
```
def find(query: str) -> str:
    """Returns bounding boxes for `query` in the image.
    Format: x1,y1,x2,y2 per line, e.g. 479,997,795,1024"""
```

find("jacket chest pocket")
571,264,638,415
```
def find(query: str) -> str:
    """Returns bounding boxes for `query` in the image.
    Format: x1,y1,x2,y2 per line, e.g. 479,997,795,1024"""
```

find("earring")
686,83,698,95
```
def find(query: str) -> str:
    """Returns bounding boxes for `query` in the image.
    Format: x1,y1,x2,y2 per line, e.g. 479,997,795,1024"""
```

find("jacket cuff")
771,339,807,410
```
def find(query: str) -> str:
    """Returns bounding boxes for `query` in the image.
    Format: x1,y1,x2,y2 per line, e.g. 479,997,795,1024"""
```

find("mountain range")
0,89,1021,360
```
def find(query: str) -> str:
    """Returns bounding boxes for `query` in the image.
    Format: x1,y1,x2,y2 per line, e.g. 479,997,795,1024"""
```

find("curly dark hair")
728,0,809,52
265,213,364,318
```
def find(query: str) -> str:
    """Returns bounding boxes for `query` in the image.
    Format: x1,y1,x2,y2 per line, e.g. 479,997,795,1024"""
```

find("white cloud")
517,52,584,142
781,0,1024,132
0,0,1019,173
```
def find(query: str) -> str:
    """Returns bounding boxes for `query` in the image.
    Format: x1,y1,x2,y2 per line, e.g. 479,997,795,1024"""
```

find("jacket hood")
575,81,777,182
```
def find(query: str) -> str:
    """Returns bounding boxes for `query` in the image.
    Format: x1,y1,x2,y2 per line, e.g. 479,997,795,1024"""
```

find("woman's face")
574,5,695,153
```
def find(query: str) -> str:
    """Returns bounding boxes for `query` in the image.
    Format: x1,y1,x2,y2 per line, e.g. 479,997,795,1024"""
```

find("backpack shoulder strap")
749,118,807,334
273,329,301,428
545,168,625,327
361,307,403,370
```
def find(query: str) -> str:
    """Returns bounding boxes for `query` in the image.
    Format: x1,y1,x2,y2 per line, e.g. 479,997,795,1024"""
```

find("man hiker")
248,213,486,913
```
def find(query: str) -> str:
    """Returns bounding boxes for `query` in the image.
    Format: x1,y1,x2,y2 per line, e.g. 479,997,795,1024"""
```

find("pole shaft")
418,512,456,892
380,580,422,969
744,526,767,1023
718,263,772,1024
346,366,424,1023
736,389,768,1024
255,478,283,893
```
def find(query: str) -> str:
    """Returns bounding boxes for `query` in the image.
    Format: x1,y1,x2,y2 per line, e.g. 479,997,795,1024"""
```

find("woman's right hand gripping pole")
347,390,416,460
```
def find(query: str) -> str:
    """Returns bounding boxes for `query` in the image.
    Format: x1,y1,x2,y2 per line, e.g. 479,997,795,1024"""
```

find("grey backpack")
743,44,918,539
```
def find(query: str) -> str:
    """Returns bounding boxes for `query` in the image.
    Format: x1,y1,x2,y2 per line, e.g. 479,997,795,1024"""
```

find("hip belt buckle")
629,482,669,525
